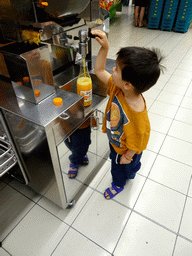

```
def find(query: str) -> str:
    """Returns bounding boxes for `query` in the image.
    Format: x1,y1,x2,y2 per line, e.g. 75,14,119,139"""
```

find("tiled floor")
1,4,192,256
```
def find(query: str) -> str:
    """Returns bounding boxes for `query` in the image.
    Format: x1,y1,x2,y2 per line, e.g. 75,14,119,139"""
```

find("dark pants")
64,125,91,165
109,144,142,187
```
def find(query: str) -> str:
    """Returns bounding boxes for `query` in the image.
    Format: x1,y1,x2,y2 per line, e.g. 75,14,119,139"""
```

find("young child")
91,29,164,199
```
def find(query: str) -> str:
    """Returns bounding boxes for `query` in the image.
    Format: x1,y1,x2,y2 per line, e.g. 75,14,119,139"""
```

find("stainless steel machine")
0,0,111,209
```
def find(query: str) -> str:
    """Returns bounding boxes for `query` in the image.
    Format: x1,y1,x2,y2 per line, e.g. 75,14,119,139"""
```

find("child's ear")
124,81,132,90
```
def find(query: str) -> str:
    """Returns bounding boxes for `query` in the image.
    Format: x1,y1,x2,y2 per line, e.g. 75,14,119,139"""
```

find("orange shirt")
102,76,150,155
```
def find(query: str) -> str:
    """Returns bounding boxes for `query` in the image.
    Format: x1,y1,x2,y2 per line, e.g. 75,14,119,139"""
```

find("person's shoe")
81,155,89,166
68,163,79,179
104,182,124,200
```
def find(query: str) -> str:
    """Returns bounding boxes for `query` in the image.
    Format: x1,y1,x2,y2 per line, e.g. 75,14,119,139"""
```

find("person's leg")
125,152,142,179
134,6,140,26
64,136,73,152
68,125,91,164
138,7,145,27
67,125,91,178
104,144,126,199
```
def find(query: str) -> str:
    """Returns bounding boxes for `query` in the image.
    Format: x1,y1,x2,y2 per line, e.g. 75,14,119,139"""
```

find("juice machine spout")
70,30,88,57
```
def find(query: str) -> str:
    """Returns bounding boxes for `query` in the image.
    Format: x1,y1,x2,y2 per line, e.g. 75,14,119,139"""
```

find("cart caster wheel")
67,200,76,208
0,241,2,247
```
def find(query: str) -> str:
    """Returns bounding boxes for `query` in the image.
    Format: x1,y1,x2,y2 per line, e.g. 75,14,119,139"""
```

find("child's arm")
120,149,137,165
91,30,111,85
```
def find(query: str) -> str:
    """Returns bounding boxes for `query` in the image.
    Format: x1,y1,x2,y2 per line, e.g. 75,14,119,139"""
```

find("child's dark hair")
116,47,165,94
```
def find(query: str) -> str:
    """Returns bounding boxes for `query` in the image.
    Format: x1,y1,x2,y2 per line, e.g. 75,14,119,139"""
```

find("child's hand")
120,155,132,165
91,30,109,50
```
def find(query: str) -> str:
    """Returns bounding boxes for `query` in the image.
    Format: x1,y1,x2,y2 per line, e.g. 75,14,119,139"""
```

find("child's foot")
68,163,79,179
104,182,124,200
81,155,89,166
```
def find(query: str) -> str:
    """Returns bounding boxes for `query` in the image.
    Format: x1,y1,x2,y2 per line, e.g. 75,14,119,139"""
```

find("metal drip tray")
5,116,46,154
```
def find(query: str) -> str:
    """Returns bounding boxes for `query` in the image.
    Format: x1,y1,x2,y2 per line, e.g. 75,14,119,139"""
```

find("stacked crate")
174,0,192,33
160,0,180,31
148,0,165,29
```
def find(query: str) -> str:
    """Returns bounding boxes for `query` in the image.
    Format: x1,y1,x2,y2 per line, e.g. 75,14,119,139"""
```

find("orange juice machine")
0,0,104,104
0,0,109,209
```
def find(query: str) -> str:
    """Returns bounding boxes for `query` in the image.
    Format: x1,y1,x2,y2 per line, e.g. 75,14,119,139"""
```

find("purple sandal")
68,163,79,179
81,155,89,166
104,182,124,200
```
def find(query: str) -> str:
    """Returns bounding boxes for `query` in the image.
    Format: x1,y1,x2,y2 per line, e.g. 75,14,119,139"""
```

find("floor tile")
160,136,192,166
139,149,157,177
153,79,167,90
185,83,192,97
172,69,192,79
149,100,178,118
169,74,191,86
177,63,192,72
181,96,192,110
173,237,192,256
37,194,71,222
57,141,69,159
72,190,131,253
158,73,172,82
147,130,166,153
0,180,6,191
179,197,192,240
0,174,13,185
0,185,35,241
168,120,192,143
95,131,109,157
3,205,69,256
182,55,192,63
9,179,41,203
0,248,10,256
64,186,95,226
175,107,192,125
149,155,192,194
163,82,188,95
156,91,183,106
143,88,161,100
114,212,176,256
87,160,111,189
188,181,192,198
145,97,154,109
134,179,185,232
148,112,173,134
38,184,95,225
96,170,146,209
52,228,111,256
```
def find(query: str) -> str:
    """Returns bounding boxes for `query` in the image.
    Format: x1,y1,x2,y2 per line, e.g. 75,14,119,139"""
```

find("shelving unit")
174,0,192,33
160,0,180,31
148,0,165,29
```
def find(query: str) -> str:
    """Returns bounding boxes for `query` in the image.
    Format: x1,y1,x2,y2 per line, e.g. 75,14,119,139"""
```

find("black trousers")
110,144,142,187
64,125,91,165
